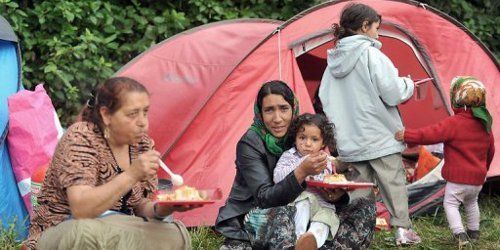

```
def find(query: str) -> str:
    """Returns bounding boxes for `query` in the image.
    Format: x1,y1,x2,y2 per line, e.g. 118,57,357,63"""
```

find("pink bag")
7,84,61,214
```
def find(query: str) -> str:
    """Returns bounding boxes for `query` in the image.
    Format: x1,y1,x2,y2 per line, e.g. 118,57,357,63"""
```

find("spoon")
328,156,337,174
158,160,184,186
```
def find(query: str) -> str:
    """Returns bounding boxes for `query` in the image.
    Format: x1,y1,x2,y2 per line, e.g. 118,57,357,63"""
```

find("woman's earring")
104,126,110,139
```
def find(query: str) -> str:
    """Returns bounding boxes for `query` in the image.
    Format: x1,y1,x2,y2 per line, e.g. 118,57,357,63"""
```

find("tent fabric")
377,180,446,227
117,19,283,158
116,19,283,226
267,0,499,176
116,0,498,227
0,40,20,135
0,15,18,42
0,15,28,239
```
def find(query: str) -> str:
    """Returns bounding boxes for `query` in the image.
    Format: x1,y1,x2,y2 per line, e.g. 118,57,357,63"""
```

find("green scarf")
472,107,492,134
450,76,492,133
249,92,299,156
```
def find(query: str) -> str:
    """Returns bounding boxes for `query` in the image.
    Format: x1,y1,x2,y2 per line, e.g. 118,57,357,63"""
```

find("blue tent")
0,14,28,240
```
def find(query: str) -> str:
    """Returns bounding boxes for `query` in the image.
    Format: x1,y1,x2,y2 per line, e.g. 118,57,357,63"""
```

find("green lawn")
371,194,500,250
190,194,500,250
2,195,499,249
0,219,21,250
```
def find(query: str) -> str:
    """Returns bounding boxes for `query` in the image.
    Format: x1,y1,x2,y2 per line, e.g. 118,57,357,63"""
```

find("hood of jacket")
327,35,382,78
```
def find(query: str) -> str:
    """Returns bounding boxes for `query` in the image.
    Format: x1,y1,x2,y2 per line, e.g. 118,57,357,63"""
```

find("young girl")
273,113,338,249
395,76,495,247
318,3,419,245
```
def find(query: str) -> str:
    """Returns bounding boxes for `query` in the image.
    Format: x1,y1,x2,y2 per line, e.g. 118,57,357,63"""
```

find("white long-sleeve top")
274,147,335,209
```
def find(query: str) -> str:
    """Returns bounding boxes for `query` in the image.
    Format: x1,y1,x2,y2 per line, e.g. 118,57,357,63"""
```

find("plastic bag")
7,84,62,214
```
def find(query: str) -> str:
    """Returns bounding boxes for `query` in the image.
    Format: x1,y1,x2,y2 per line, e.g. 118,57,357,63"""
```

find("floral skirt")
320,197,376,249
244,205,297,249
220,197,376,250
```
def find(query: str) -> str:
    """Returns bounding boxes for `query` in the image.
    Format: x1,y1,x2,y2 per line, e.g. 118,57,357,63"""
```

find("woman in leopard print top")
25,77,197,250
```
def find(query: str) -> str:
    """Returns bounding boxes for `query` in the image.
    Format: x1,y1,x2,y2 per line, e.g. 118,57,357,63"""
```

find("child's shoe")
395,227,421,246
453,232,469,247
466,229,480,242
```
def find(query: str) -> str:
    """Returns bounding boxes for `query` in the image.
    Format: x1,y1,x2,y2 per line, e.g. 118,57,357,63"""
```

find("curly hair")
286,113,335,152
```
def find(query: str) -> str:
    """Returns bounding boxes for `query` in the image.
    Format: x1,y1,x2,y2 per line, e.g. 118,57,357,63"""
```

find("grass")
0,219,22,250
190,226,224,250
371,194,500,250
190,194,500,250
2,195,499,249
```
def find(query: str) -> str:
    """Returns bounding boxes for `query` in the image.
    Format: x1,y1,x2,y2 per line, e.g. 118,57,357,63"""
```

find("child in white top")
274,113,338,248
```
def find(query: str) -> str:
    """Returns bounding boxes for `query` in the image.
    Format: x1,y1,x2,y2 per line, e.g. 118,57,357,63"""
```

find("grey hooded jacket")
319,35,414,162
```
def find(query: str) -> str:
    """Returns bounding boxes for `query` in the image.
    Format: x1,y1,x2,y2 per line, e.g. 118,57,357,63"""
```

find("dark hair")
80,77,149,127
256,80,295,114
311,93,339,156
286,113,335,152
332,3,381,39
313,87,324,115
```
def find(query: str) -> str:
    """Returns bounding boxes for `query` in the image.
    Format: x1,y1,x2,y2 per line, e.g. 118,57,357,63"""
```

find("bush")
2,0,192,124
1,0,497,125
1,0,314,125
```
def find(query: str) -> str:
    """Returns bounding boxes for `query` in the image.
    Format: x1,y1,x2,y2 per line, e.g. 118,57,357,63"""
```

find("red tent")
117,0,499,227
116,19,285,226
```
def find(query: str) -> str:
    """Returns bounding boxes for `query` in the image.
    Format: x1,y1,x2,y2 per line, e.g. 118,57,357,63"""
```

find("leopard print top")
25,121,157,249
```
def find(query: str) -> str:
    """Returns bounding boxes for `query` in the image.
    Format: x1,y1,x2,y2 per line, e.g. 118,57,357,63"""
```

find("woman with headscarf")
396,76,495,247
216,80,376,250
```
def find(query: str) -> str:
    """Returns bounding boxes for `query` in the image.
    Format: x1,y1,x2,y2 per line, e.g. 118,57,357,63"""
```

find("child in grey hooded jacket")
318,3,419,246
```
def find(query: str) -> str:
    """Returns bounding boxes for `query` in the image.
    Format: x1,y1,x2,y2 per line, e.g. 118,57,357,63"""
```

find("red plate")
154,188,222,206
306,180,375,190
156,200,217,206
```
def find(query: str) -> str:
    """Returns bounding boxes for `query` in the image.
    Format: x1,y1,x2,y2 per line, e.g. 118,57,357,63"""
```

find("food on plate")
157,185,204,201
376,217,390,230
323,173,349,183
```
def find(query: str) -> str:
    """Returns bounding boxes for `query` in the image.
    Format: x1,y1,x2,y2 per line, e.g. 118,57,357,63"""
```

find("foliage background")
1,0,498,125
